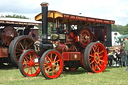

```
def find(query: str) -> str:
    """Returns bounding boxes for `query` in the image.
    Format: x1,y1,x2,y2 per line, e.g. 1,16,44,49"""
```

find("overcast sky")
0,0,128,26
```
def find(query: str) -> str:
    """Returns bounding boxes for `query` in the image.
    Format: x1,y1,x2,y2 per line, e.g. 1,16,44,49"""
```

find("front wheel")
19,49,40,77
84,42,107,73
40,49,63,79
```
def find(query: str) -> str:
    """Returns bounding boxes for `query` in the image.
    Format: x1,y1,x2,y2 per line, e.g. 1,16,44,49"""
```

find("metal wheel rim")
43,51,63,79
21,50,40,77
14,37,34,63
88,43,107,73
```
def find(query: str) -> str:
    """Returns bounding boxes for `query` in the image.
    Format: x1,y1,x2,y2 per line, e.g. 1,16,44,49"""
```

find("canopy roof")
118,34,128,39
35,10,115,25
0,17,42,26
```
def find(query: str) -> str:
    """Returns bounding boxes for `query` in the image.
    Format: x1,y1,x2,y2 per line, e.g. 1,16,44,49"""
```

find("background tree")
2,14,29,19
123,24,128,34
112,24,124,34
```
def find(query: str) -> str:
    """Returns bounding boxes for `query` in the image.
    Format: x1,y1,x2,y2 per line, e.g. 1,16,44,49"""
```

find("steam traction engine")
19,3,115,79
0,18,41,67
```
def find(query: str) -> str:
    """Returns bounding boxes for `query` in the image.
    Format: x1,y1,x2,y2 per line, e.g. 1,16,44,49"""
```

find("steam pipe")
40,2,48,40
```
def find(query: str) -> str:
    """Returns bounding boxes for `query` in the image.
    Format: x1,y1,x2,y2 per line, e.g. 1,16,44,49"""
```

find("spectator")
122,37,128,65
119,49,127,67
113,49,120,66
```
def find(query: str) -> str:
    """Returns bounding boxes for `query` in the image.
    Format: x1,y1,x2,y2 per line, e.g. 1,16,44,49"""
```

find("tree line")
0,14,29,19
112,24,128,35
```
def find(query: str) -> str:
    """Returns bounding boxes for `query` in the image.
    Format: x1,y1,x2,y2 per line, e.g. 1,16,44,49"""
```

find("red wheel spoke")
52,68,54,76
43,61,49,66
54,60,60,63
94,63,97,70
91,64,94,70
23,65,29,69
55,65,60,68
99,51,104,54
23,62,28,65
27,67,31,74
54,55,57,62
50,53,53,60
95,45,98,52
25,57,29,62
90,60,94,64
96,64,101,70
89,58,92,60
89,55,94,57
44,66,50,70
97,47,100,53
99,60,105,63
33,66,37,71
92,47,95,52
29,54,32,61
53,67,57,73
47,68,51,74
47,56,52,62
30,68,33,74
99,56,103,59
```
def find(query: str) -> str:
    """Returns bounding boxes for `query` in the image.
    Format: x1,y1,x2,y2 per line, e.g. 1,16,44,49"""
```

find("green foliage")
112,24,124,34
112,24,128,35
123,24,128,34
37,23,51,36
36,25,42,36
1,14,29,19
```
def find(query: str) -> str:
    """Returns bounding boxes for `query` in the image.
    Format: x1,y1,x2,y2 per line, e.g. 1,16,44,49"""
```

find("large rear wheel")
9,35,35,67
84,42,107,73
40,49,63,79
19,49,40,77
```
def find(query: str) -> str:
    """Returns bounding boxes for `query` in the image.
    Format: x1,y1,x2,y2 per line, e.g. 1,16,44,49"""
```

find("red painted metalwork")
63,14,115,24
79,27,93,48
0,47,8,58
62,52,80,61
62,52,70,61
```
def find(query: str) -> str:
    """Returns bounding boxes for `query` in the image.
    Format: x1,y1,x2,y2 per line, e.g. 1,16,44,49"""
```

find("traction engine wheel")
40,49,63,79
79,27,93,48
9,35,35,67
19,49,40,77
84,42,107,73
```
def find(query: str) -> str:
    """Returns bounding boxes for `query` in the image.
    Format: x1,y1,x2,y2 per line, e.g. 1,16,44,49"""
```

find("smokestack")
40,2,48,40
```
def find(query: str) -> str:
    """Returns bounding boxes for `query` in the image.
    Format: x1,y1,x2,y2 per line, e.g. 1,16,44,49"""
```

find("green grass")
0,66,128,85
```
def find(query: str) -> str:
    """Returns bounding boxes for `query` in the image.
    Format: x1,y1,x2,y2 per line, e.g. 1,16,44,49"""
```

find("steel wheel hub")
28,61,34,67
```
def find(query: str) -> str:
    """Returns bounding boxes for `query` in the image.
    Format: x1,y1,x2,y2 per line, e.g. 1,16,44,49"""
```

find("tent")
118,34,128,40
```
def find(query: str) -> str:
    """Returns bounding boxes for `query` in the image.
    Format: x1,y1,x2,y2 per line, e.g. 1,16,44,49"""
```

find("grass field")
0,66,128,85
